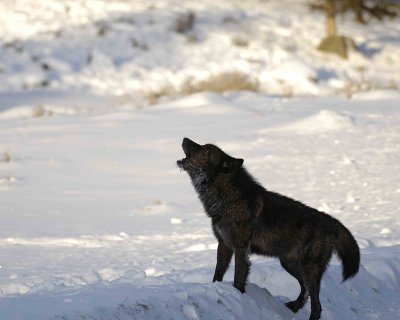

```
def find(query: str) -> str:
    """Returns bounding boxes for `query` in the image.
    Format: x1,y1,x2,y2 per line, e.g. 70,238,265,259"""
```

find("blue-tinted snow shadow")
0,89,115,113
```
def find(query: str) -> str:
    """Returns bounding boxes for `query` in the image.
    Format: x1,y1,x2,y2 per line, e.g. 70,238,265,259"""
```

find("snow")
1,92,400,319
1,0,400,319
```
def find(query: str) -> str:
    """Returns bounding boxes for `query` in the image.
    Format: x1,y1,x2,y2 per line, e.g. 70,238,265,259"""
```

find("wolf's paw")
233,285,246,294
285,301,302,313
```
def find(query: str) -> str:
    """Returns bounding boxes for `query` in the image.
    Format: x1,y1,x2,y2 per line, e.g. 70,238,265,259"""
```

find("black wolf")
177,138,360,320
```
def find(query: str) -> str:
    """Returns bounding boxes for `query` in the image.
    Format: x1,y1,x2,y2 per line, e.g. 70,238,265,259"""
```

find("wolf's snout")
182,137,190,150
182,137,201,156
178,138,192,169
182,138,190,155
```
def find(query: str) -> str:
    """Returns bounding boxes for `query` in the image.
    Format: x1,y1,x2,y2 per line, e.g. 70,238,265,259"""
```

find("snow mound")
75,282,290,320
266,110,355,134
352,90,400,101
1,244,400,320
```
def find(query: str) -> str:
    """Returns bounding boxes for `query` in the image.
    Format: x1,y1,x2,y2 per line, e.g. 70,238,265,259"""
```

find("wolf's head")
177,138,243,182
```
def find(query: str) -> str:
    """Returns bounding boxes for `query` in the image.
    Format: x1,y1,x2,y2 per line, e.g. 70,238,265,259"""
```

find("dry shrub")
32,105,46,117
181,72,259,94
231,35,249,47
385,79,399,90
152,199,162,205
174,11,195,34
223,16,240,24
32,105,53,118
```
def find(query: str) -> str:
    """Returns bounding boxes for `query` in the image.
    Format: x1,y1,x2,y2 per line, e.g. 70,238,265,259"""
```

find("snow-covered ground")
1,1,400,319
1,92,400,319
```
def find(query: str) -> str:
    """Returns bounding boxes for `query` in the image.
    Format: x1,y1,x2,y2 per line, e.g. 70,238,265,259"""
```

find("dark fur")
177,138,360,320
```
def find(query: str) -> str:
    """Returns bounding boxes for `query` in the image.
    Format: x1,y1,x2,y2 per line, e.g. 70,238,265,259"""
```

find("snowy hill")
1,0,399,104
1,0,400,319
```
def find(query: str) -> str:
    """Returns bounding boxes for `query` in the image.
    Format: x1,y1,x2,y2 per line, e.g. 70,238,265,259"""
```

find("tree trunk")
325,0,337,36
351,0,365,23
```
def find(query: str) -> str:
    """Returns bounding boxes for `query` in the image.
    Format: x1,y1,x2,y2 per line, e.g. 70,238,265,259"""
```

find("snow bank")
2,251,400,320
265,110,355,134
352,90,400,101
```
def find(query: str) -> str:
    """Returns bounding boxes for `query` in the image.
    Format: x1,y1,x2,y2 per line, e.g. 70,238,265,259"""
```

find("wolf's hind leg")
213,241,233,282
303,262,326,320
280,259,309,313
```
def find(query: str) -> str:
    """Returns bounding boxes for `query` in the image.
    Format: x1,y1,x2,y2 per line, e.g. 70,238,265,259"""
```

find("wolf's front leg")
213,241,233,282
233,246,251,293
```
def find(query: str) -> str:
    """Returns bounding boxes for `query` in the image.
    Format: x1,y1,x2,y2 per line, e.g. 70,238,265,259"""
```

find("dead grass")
185,34,199,44
174,11,195,34
181,72,259,94
341,79,398,98
143,72,259,104
32,105,53,118
32,105,46,118
144,85,176,104
276,79,294,98
223,16,240,24
1,152,11,163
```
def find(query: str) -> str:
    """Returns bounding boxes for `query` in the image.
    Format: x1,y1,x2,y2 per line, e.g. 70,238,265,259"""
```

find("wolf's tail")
333,220,360,281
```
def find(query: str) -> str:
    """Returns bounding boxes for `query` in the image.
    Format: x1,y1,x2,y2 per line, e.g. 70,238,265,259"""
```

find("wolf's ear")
222,157,243,173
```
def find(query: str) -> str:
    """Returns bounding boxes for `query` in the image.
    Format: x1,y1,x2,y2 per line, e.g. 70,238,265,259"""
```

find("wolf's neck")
190,170,223,218
190,169,208,193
